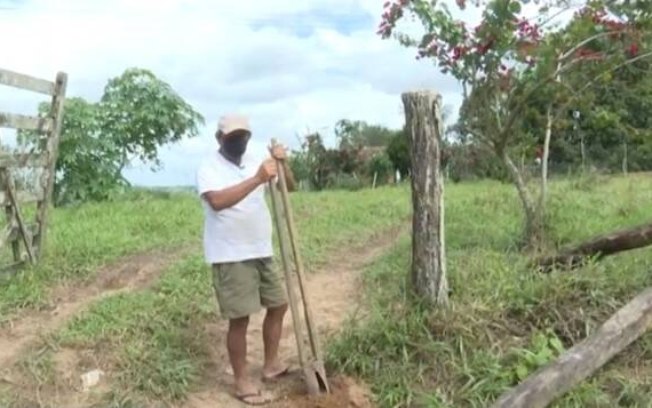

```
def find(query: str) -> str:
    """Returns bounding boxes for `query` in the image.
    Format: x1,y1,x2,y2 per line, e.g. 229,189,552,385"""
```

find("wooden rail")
0,189,43,206
0,153,48,168
0,223,38,251
0,112,53,132
0,260,27,277
0,68,56,95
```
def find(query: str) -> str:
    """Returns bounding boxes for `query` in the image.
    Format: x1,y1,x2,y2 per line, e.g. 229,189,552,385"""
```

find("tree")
573,57,652,172
334,119,397,149
386,128,410,178
504,43,652,175
19,68,204,205
379,0,652,248
367,151,394,186
288,132,363,191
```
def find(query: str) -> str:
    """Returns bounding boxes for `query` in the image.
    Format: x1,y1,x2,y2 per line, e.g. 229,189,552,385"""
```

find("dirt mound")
279,376,375,408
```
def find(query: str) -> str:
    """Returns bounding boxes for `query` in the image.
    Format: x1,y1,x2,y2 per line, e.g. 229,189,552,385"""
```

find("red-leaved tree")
379,0,652,248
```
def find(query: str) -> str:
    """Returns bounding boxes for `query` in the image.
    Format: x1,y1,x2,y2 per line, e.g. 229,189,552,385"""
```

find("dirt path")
181,225,407,408
0,247,189,374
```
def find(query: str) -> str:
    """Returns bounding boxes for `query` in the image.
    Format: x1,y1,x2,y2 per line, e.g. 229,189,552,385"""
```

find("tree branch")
499,76,555,142
555,49,652,116
500,46,652,142
559,30,631,61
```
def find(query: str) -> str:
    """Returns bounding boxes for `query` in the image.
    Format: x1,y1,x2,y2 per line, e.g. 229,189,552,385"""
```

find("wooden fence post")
401,90,448,306
33,71,67,259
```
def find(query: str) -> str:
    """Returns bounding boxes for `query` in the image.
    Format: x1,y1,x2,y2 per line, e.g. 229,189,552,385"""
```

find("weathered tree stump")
533,221,652,272
401,90,448,306
491,286,652,408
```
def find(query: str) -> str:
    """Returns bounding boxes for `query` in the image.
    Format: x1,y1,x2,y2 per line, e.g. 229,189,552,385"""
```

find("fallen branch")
491,286,652,408
533,221,652,272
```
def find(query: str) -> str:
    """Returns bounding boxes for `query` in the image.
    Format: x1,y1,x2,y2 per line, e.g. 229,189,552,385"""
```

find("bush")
367,152,394,186
331,173,365,191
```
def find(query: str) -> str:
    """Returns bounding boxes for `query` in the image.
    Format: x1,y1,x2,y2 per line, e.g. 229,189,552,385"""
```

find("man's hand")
267,141,297,192
256,158,278,184
269,143,288,161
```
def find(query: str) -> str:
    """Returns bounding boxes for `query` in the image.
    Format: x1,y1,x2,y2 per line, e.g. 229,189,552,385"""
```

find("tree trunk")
401,90,448,306
491,286,652,408
539,105,553,214
533,221,652,272
501,150,541,248
580,131,586,174
622,140,628,175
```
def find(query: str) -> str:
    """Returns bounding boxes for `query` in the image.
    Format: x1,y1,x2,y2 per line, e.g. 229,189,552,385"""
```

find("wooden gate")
0,68,67,274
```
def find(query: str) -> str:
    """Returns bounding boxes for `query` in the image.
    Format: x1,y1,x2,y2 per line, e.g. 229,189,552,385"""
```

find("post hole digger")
267,138,331,396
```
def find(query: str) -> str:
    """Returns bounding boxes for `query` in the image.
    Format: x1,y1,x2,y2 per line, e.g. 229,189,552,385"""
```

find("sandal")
235,389,274,406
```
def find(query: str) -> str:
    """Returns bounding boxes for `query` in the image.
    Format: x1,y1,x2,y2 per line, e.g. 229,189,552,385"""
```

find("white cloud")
0,0,481,187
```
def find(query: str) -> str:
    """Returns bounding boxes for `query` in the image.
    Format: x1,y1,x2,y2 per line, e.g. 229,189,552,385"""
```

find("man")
196,114,296,405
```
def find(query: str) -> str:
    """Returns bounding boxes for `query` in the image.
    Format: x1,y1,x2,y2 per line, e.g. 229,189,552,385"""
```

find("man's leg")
213,262,273,404
262,303,289,378
227,316,257,395
258,258,290,380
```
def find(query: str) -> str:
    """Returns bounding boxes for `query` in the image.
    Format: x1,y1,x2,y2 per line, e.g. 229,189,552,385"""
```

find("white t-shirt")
196,148,273,264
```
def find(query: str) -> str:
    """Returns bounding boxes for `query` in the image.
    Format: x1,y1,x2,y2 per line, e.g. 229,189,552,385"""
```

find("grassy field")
0,185,411,407
0,190,200,319
0,187,409,319
2,173,652,407
328,173,652,407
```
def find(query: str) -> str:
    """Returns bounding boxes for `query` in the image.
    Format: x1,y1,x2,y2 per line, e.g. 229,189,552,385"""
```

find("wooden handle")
268,170,307,366
270,139,324,360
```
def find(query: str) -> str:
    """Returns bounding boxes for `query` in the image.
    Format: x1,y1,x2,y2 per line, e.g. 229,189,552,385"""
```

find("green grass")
3,185,411,405
270,186,410,267
328,173,652,407
0,185,409,319
0,192,201,318
5,173,652,406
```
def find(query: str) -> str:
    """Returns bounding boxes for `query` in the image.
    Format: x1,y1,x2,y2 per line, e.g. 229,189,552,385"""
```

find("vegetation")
0,186,411,406
379,0,652,247
4,173,651,407
17,68,204,206
288,127,403,192
329,173,652,407
2,1,652,407
0,188,200,318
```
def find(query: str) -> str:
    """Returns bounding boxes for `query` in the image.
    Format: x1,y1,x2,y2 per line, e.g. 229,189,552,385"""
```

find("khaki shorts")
211,258,287,320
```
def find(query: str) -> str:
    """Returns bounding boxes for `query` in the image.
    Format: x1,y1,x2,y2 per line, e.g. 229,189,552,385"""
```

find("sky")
0,0,546,187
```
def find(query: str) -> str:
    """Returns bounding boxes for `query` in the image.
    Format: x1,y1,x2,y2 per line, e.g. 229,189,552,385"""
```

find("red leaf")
629,43,639,56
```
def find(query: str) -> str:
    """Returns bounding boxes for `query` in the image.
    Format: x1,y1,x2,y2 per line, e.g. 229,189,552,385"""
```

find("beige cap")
218,114,251,137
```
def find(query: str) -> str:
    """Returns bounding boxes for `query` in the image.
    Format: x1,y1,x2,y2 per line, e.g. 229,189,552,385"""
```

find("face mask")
221,134,248,157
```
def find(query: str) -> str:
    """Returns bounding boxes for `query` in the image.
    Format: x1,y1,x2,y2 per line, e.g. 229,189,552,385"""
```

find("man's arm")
200,158,277,211
202,176,264,211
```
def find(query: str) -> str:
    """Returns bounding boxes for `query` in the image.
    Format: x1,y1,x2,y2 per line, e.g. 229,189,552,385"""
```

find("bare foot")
262,360,290,382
